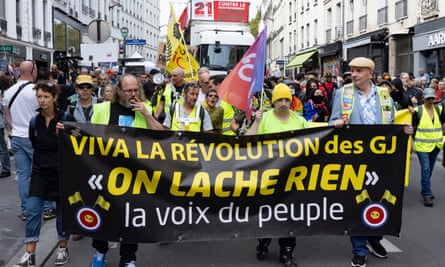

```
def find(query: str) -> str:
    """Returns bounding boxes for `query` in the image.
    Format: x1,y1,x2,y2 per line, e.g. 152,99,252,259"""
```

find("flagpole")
181,36,195,81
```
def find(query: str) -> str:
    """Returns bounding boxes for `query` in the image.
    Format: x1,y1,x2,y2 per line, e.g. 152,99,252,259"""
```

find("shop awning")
286,50,317,69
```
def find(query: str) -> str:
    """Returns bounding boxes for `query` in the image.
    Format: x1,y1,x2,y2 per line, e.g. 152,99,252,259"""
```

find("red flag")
178,6,188,30
218,27,267,117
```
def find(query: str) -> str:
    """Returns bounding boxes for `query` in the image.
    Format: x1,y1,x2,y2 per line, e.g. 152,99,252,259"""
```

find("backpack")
170,101,206,132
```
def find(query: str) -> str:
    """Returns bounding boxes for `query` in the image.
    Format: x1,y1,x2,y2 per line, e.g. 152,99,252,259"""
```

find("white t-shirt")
3,80,39,137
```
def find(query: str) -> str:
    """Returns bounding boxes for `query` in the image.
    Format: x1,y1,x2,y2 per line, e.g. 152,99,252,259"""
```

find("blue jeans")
11,136,53,215
350,236,383,256
11,136,33,215
0,128,11,174
416,148,440,197
24,196,68,243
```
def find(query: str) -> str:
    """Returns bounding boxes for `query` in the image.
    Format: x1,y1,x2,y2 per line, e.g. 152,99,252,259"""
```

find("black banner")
59,123,410,243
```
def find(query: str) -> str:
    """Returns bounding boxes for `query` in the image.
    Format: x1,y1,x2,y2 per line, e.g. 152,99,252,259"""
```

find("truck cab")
189,22,254,75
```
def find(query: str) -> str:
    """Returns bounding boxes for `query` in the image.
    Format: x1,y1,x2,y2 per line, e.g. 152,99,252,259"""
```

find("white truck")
80,43,119,71
187,0,255,75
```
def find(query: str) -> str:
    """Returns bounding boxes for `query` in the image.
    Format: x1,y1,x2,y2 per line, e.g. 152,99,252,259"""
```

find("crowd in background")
1,59,445,267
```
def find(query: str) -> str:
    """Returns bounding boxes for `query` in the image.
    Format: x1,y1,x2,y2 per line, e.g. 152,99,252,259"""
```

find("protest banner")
59,123,410,243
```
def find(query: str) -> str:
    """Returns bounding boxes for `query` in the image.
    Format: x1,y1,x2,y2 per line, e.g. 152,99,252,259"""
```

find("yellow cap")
75,75,93,86
272,83,292,103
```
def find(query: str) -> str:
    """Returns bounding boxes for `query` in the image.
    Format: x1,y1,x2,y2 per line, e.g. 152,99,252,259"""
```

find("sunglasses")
78,85,93,90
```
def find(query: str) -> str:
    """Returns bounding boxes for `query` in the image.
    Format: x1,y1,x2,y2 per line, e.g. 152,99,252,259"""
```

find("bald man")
3,60,44,220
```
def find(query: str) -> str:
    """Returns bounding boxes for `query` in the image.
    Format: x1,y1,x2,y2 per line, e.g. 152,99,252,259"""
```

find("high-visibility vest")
91,101,152,129
340,84,393,124
414,105,444,152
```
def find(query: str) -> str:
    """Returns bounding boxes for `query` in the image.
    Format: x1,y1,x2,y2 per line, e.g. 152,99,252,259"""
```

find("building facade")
0,0,160,74
261,0,445,79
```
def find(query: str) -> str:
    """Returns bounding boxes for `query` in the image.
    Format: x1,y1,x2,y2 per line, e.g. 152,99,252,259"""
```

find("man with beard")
162,82,213,132
89,74,163,267
246,83,308,267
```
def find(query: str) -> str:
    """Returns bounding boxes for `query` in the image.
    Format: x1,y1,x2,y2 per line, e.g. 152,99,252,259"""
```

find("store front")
344,28,389,76
286,49,319,74
319,41,343,77
413,16,445,79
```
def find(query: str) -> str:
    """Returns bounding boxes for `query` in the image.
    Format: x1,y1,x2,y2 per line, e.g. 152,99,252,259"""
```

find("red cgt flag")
178,6,188,30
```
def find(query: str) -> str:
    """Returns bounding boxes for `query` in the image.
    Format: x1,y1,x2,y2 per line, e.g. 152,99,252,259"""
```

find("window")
377,7,388,24
395,0,407,19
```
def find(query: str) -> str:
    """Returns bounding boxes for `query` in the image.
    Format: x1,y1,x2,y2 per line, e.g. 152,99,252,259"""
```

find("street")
2,153,445,266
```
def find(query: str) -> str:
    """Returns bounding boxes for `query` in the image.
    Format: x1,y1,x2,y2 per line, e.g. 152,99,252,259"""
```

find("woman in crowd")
14,81,70,267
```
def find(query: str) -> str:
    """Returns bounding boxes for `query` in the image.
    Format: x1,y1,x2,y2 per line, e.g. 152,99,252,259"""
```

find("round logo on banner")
76,207,102,232
362,202,388,229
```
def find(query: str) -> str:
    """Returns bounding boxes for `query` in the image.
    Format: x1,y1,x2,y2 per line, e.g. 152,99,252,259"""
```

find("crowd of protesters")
0,57,444,267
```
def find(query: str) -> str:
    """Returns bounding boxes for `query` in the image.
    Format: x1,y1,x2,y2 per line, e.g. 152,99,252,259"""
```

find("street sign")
121,27,129,38
0,45,13,53
87,19,111,43
125,39,147,45
276,59,285,65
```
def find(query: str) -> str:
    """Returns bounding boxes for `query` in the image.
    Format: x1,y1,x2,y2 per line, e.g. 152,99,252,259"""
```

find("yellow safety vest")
340,84,393,124
414,105,444,152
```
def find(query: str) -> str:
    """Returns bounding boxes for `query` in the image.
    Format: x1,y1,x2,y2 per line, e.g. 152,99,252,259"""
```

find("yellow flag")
355,189,370,204
94,195,110,211
166,42,199,82
166,3,183,64
381,190,397,205
68,191,83,205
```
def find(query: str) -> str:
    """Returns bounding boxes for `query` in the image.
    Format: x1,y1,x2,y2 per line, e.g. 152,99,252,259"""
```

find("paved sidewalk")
0,171,58,267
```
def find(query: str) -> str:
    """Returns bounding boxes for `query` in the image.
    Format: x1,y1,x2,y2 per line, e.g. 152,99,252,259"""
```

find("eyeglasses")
207,94,218,98
122,88,139,94
426,98,435,101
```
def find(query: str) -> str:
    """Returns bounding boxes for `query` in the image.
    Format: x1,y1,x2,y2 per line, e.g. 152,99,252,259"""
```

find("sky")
159,0,261,36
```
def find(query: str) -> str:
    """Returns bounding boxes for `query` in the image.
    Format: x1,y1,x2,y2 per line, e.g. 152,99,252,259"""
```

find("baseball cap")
75,75,93,86
423,88,435,99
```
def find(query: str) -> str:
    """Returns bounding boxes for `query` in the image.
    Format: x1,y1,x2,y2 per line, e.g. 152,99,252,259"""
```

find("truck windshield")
197,44,250,71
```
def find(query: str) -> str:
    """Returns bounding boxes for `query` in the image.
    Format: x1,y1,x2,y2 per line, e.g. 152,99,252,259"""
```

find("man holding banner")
89,74,163,267
329,57,413,267
247,83,308,267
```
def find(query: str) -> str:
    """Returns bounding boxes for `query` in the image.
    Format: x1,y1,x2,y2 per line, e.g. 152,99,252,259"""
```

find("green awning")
286,50,317,69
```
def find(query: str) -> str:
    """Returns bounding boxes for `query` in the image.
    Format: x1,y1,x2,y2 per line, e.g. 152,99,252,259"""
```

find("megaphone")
153,73,164,85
